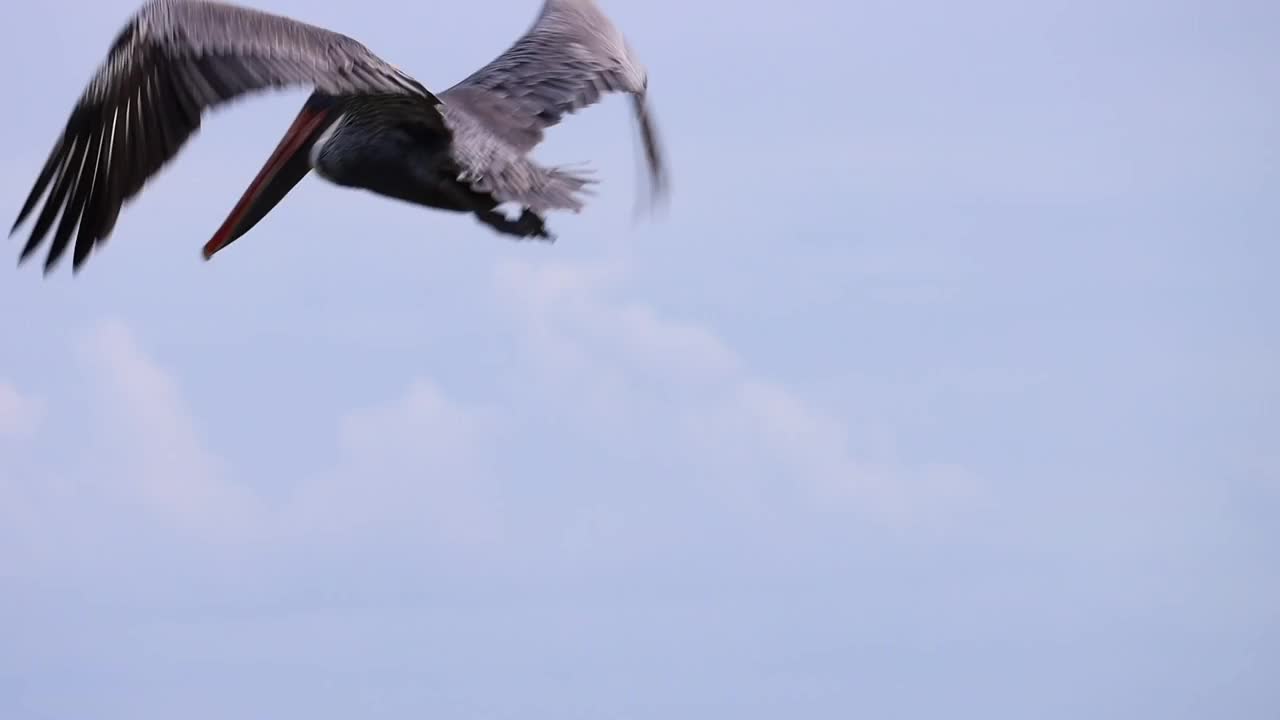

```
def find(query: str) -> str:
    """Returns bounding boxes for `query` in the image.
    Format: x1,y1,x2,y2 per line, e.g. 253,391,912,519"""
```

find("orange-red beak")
202,100,335,260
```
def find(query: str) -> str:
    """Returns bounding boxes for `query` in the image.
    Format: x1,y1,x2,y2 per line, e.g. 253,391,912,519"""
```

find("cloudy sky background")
1,0,1277,717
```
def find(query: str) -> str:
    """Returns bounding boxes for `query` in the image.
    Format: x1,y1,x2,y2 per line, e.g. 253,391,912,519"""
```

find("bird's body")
10,0,667,273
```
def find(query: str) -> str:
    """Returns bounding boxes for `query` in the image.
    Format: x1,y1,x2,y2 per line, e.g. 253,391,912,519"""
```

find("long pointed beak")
201,103,334,260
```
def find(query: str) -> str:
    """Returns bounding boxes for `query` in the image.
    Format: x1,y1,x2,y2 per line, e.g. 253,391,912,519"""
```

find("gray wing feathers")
138,0,431,100
440,0,666,208
12,0,433,272
443,0,650,147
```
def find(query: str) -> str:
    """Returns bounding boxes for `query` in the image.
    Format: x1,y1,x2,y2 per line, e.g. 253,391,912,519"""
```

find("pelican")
10,0,668,274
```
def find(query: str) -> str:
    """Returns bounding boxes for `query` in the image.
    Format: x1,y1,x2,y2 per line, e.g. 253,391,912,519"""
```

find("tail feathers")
538,163,598,212
462,158,598,214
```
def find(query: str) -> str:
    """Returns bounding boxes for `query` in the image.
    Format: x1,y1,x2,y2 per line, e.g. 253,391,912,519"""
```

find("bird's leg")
431,176,555,242
474,207,554,242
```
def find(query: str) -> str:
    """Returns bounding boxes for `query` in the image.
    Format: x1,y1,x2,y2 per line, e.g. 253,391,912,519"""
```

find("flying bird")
10,0,668,274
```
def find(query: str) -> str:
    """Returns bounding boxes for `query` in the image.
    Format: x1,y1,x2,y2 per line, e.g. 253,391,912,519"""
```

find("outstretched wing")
12,0,436,273
441,0,667,203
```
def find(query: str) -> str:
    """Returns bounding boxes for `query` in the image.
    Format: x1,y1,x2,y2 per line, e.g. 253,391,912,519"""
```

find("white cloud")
0,380,43,439
79,319,265,543
3,260,974,569
72,320,504,551
495,258,739,383
0,380,44,546
493,257,978,521
282,378,504,548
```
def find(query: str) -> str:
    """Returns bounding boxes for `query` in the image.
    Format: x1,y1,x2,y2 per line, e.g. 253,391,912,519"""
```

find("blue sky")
1,0,1277,717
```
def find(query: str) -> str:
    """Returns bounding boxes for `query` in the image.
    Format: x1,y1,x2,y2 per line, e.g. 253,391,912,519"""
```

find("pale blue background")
1,0,1276,717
